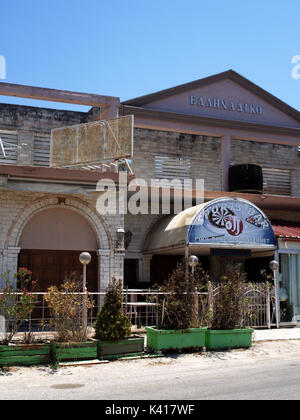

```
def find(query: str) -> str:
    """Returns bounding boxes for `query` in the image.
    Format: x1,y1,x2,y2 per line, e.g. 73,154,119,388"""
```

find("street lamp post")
269,259,280,329
79,252,92,334
188,255,199,276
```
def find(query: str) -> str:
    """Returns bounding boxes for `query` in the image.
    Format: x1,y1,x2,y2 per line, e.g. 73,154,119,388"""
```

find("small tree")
156,261,208,330
210,264,251,330
45,274,94,343
0,269,38,345
94,278,131,341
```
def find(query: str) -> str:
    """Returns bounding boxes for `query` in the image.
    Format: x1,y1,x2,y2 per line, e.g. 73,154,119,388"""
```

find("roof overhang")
0,164,135,184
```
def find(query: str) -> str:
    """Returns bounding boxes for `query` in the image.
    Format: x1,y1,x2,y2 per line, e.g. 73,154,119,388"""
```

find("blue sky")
0,0,300,112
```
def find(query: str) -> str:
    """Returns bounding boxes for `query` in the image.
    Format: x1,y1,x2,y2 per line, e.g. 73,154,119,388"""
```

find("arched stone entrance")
2,196,115,292
18,207,99,291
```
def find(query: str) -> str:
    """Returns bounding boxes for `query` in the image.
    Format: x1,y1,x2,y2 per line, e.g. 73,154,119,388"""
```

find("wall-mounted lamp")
116,227,125,249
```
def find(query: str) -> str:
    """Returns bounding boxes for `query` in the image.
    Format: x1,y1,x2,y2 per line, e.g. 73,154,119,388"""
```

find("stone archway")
4,196,113,291
19,207,99,251
6,196,111,250
18,207,99,291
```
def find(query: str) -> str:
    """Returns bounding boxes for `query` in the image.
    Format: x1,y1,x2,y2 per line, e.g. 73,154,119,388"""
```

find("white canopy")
143,198,276,255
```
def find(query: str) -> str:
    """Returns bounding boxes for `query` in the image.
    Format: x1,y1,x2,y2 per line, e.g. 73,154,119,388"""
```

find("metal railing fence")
0,284,275,341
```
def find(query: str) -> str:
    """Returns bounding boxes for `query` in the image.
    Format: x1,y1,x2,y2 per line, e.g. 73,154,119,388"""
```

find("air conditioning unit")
229,164,263,194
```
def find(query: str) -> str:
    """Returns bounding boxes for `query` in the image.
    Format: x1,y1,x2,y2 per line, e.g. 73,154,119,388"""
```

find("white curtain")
280,253,300,321
288,254,300,320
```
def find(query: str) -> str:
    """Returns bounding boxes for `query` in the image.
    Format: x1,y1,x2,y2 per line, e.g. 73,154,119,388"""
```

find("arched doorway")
18,207,99,291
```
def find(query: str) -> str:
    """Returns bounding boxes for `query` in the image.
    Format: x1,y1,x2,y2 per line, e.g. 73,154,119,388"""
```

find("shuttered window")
0,130,18,165
262,167,291,196
33,133,51,166
154,156,191,180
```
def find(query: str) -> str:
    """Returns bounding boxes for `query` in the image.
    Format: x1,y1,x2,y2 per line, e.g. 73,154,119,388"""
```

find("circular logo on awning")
188,198,275,246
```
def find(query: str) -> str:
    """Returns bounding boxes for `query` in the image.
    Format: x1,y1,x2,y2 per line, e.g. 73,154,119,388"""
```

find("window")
0,130,18,165
262,167,291,196
33,133,51,166
154,156,191,180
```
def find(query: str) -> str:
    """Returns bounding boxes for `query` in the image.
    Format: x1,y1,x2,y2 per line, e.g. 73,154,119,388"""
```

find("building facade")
0,70,300,322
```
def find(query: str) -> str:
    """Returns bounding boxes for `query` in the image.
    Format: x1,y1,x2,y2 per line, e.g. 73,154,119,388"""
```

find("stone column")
114,249,125,284
2,247,21,287
0,249,3,287
96,248,111,308
97,249,111,293
221,134,231,191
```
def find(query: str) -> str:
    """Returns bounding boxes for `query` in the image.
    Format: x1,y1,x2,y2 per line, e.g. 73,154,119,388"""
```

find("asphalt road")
1,340,300,400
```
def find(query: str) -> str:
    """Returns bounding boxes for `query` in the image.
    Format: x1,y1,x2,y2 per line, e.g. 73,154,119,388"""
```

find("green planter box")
0,344,51,367
146,326,207,352
97,336,145,360
0,338,145,366
205,329,254,350
53,341,98,362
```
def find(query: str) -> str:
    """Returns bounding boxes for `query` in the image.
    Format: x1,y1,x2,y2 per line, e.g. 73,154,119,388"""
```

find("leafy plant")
209,264,252,330
44,274,94,343
94,278,131,341
155,260,208,330
0,269,38,345
17,267,35,291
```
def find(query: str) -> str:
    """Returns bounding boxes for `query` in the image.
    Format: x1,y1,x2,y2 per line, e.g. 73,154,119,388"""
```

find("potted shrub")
0,269,50,367
45,276,97,363
94,278,144,359
146,261,207,352
205,264,254,350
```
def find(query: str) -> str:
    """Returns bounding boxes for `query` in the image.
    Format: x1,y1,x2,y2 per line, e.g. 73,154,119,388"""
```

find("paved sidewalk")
253,327,300,342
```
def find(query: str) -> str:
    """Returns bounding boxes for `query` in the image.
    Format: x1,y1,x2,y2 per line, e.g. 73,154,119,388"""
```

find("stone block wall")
0,189,124,291
231,138,300,197
132,128,222,191
0,103,95,166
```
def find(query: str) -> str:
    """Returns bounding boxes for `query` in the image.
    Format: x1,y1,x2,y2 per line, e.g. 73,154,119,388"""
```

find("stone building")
0,70,300,322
